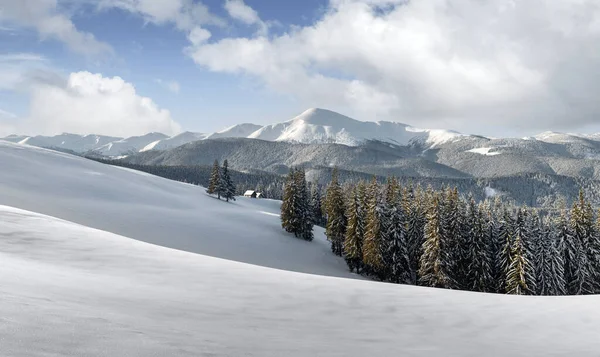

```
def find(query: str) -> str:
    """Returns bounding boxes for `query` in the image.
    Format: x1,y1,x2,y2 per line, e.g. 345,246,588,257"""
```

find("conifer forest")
282,168,600,296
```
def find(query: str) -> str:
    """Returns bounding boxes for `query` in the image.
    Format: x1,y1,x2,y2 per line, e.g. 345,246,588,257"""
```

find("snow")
248,108,465,147
140,131,208,152
94,132,168,156
0,141,351,277
205,123,263,140
3,141,600,355
2,206,600,356
467,147,502,156
484,186,500,198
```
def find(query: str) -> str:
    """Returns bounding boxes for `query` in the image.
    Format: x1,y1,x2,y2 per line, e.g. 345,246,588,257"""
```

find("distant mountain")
141,131,208,152
13,133,122,153
93,132,169,156
205,123,263,140
247,108,466,147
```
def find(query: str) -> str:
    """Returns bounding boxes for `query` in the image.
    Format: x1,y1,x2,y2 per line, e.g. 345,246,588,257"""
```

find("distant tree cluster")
89,158,286,199
321,168,600,295
207,160,236,202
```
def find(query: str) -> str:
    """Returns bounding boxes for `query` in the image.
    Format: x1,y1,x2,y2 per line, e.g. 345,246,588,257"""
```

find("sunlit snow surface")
2,141,600,356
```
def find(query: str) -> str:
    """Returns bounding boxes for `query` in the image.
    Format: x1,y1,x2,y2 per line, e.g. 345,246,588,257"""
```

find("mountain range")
6,107,600,182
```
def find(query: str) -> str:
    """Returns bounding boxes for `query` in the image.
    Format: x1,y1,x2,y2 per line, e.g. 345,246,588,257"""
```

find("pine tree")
294,168,313,241
505,209,535,295
344,185,363,273
325,168,346,256
522,209,540,295
219,160,236,202
363,177,384,278
419,194,451,288
404,185,426,284
310,183,326,227
537,218,567,295
465,199,494,292
568,191,594,295
207,159,221,199
281,169,297,234
381,179,411,284
497,207,514,294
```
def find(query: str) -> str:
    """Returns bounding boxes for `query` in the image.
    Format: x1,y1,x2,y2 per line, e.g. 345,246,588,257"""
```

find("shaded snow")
2,206,600,356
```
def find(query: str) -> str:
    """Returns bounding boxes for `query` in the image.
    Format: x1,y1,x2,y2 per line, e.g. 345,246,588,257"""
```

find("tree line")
311,168,600,295
88,157,286,199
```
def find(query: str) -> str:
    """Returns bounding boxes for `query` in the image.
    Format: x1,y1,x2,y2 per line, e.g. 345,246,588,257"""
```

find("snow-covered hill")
3,203,600,356
248,108,465,147
0,141,350,276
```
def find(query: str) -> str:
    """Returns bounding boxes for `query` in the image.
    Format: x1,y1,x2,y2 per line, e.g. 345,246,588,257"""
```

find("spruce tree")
294,168,313,241
281,169,297,234
381,181,411,284
363,177,384,278
505,209,535,295
219,159,236,202
568,192,593,295
325,168,346,256
404,185,426,284
497,207,515,294
419,194,451,288
207,159,221,199
537,218,567,295
310,183,326,227
465,199,494,292
344,185,363,273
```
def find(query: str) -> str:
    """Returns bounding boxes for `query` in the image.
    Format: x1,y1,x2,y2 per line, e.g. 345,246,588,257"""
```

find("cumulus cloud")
0,0,112,56
20,72,181,137
186,0,600,134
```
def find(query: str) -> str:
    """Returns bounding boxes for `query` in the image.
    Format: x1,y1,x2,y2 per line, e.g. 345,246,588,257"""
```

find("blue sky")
2,0,600,137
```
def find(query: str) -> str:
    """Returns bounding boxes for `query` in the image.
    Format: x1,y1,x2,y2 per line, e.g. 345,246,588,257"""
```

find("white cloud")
224,0,268,35
0,0,112,56
97,0,226,31
187,26,211,45
224,0,259,25
155,79,181,94
20,71,181,137
186,0,600,134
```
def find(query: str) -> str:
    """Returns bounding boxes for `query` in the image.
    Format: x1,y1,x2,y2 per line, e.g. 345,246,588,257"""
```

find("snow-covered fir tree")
344,184,364,273
404,185,426,284
207,159,221,199
309,183,326,227
363,177,385,279
537,217,567,295
465,198,494,292
381,178,411,284
419,194,451,288
568,191,594,295
294,168,314,241
219,160,236,202
324,168,347,256
506,209,536,295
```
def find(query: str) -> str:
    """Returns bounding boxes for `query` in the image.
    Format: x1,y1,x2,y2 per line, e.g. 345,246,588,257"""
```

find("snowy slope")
16,133,122,152
205,123,263,140
0,141,351,277
93,132,168,156
2,205,600,356
140,131,208,152
248,108,465,147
